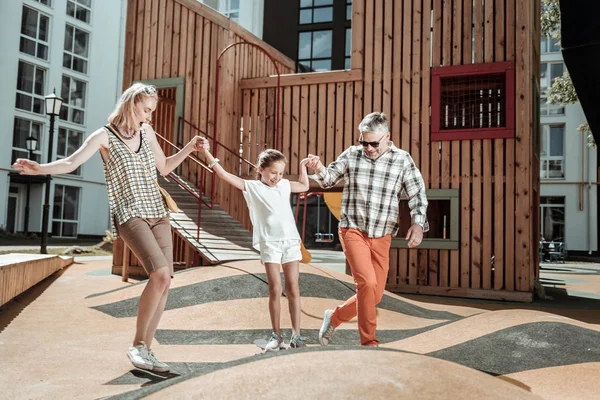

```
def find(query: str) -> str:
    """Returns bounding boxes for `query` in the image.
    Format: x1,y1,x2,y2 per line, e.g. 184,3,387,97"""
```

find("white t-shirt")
243,179,301,250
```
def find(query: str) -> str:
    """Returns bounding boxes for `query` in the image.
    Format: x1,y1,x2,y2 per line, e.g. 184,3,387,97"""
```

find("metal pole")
24,149,33,236
40,114,55,254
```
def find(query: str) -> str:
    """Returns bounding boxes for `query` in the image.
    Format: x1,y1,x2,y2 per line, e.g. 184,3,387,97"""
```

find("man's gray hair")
358,112,389,135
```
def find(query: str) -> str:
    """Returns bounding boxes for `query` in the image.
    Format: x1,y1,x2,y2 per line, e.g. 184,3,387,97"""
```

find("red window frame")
431,61,515,141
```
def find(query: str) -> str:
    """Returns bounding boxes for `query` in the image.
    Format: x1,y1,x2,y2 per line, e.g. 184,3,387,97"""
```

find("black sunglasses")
358,135,386,148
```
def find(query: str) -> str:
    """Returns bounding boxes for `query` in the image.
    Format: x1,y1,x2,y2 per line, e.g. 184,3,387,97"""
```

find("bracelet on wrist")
207,158,220,168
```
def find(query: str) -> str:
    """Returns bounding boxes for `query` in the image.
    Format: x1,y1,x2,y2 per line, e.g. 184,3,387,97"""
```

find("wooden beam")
239,69,363,89
387,284,534,302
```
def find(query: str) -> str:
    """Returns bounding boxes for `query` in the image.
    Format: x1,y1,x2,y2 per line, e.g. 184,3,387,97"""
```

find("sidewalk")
1,256,599,399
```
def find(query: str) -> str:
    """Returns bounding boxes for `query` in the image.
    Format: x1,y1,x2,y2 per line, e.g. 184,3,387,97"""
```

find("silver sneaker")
290,334,307,348
264,332,285,352
127,341,154,371
318,309,336,346
147,349,169,372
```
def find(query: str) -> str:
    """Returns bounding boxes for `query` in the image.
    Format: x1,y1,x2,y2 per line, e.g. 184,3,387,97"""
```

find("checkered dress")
103,127,167,237
311,144,429,238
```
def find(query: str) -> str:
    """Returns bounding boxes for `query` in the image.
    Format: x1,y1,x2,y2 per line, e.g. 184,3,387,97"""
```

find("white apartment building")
199,0,264,38
0,0,126,238
540,35,598,254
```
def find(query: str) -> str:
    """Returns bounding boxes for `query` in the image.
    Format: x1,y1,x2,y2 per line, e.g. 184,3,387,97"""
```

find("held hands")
303,154,323,172
12,159,41,175
189,136,210,152
406,224,424,248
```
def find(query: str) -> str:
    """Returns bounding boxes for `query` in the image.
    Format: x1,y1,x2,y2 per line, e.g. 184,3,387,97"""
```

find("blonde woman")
13,82,208,372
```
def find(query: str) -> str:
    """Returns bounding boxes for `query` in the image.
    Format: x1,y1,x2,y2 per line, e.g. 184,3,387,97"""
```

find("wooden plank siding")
123,0,540,301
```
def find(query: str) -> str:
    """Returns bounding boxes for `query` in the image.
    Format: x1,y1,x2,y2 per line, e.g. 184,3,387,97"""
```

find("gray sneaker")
264,332,285,352
147,349,170,372
290,334,306,348
127,341,154,371
318,309,336,346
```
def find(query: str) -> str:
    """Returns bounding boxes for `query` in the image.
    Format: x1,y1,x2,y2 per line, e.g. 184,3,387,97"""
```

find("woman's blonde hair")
108,82,158,131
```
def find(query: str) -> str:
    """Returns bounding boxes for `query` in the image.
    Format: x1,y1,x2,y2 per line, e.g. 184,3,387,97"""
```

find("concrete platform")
1,258,599,399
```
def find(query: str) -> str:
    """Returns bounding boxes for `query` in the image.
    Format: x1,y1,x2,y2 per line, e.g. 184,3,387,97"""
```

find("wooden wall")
124,0,540,300
233,0,540,301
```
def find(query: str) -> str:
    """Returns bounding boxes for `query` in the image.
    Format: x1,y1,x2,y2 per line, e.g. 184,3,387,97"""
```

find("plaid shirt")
311,144,428,238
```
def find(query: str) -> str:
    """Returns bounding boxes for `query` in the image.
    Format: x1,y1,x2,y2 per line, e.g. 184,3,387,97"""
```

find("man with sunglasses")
305,111,428,347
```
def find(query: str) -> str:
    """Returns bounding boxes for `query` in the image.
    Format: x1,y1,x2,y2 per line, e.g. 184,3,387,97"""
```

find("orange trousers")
330,228,392,346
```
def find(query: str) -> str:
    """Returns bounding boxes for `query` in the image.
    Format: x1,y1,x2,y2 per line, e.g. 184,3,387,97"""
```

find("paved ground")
1,252,599,399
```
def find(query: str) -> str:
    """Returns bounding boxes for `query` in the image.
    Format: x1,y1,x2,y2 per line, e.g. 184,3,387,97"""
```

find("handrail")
178,117,256,169
214,41,282,151
154,130,213,173
294,192,324,243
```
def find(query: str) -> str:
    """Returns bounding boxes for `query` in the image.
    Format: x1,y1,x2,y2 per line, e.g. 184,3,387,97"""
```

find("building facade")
539,35,598,254
0,0,126,238
200,0,264,39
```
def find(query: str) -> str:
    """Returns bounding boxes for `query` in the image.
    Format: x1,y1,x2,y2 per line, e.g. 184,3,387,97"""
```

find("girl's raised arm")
289,158,310,193
201,148,246,191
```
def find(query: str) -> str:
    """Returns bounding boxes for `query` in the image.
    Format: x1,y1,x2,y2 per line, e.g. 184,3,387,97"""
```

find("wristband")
208,158,220,168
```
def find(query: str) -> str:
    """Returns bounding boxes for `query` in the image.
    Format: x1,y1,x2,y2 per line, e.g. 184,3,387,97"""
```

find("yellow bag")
300,241,312,263
158,186,179,213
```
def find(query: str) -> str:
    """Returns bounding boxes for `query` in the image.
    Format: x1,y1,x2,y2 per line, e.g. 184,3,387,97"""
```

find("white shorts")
259,239,302,264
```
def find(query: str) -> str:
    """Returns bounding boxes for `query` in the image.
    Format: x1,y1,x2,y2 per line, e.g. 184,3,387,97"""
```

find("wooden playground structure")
116,0,541,302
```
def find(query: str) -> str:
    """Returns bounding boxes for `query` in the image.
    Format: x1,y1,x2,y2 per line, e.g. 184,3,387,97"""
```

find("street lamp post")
41,90,64,254
24,135,38,236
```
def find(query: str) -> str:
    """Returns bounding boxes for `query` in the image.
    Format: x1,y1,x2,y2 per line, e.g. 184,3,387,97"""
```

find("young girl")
13,83,208,371
202,148,309,351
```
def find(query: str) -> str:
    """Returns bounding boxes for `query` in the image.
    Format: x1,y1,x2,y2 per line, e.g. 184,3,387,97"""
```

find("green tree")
541,0,594,145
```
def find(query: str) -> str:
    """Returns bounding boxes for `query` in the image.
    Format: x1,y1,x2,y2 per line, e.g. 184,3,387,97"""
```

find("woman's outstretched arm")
12,128,108,175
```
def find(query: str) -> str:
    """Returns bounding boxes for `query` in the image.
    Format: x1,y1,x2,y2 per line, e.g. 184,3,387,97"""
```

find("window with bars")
67,0,91,24
540,124,565,179
16,60,46,114
12,117,43,165
60,75,87,125
20,6,50,61
431,61,515,141
63,24,90,74
52,185,80,238
57,127,83,176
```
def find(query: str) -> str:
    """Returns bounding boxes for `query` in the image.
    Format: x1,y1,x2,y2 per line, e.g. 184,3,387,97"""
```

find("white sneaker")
264,332,284,352
127,341,154,371
147,349,169,372
318,309,336,346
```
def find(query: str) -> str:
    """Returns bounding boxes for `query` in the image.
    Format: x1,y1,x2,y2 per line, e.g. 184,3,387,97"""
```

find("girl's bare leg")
264,262,283,334
283,261,301,336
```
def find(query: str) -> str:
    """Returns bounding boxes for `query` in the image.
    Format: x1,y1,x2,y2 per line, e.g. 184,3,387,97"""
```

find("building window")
540,196,565,242
12,117,43,165
431,61,515,141
52,185,80,238
300,0,333,25
541,35,560,54
298,30,332,72
63,25,90,74
16,60,46,114
346,0,352,20
345,28,351,69
67,0,91,24
540,62,565,116
20,6,50,61
33,0,52,5
57,128,83,175
60,75,87,125
540,124,565,179
221,0,239,22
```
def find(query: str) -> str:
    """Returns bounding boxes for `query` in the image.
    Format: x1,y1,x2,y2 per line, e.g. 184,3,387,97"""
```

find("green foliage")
541,0,561,39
